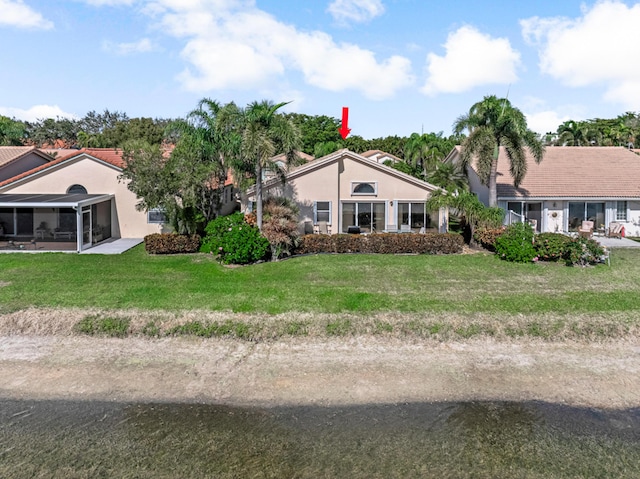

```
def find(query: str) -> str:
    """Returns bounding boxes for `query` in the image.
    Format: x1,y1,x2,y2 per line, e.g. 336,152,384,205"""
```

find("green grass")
2,245,640,316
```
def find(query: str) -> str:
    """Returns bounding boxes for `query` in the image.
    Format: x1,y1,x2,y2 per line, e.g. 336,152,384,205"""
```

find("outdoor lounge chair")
315,221,331,235
578,220,594,239
608,222,624,239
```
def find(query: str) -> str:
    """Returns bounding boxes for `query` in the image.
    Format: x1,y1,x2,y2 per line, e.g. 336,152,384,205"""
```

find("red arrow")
339,107,351,139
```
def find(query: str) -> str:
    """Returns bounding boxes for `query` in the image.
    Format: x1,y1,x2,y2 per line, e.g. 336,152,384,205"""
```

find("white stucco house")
242,149,447,234
447,145,640,236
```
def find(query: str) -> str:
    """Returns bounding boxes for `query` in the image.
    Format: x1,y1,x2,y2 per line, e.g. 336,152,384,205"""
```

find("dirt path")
1,335,639,408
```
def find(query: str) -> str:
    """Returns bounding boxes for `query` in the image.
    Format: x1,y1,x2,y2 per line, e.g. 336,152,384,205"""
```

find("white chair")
315,221,331,235
400,224,412,233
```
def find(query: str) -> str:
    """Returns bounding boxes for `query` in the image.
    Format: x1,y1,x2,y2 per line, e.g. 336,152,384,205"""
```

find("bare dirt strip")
1,332,639,409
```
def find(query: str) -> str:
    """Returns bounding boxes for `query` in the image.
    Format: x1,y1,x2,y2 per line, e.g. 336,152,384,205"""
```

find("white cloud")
102,37,154,55
0,0,54,29
0,105,78,122
79,0,136,6
525,110,569,135
152,0,413,99
327,0,385,25
521,1,640,110
421,26,520,96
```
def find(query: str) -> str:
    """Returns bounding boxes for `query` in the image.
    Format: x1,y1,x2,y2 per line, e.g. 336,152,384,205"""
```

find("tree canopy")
454,95,544,207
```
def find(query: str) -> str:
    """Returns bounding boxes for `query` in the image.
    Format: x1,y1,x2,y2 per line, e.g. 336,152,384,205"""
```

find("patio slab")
79,238,143,255
595,236,640,248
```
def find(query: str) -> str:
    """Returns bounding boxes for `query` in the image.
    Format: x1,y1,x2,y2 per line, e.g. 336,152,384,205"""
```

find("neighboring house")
0,146,54,183
361,150,403,164
242,149,446,234
0,148,164,251
448,145,640,235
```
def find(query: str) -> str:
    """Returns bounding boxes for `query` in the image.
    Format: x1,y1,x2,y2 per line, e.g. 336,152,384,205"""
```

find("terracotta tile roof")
492,146,640,199
0,146,42,167
0,148,125,189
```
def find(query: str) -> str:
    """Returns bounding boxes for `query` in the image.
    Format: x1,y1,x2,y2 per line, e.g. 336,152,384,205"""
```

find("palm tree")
454,95,544,207
427,161,468,192
557,120,588,146
404,132,452,179
223,101,301,231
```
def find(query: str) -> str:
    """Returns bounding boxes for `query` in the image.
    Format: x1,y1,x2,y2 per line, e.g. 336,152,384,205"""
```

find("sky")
2,0,640,139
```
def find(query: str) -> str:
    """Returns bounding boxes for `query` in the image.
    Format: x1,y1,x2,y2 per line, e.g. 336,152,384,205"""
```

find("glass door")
82,207,91,248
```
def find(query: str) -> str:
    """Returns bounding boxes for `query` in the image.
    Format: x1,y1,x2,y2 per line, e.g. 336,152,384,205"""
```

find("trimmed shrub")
494,222,537,263
473,227,506,251
534,233,572,262
144,233,201,254
200,212,269,264
296,232,463,255
563,236,606,266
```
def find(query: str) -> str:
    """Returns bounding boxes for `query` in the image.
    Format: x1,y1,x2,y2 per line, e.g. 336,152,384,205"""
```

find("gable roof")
453,146,640,199
0,148,125,190
361,150,403,164
0,146,53,169
255,148,439,194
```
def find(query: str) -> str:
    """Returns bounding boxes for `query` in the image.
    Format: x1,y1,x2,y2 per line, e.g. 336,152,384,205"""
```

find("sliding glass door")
568,202,605,231
341,202,385,233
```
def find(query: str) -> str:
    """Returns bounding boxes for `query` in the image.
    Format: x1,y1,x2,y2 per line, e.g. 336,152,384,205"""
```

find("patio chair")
608,222,624,239
315,221,331,235
578,220,594,239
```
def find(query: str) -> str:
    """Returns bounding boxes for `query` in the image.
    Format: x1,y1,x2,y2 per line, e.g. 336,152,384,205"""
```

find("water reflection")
1,399,639,478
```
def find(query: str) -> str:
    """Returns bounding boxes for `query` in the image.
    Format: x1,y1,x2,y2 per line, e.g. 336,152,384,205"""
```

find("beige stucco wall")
1,157,162,238
253,155,439,233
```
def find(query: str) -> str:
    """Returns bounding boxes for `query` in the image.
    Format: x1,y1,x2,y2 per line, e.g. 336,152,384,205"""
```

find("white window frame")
313,201,332,225
351,181,378,196
396,201,428,230
616,201,628,221
148,208,167,224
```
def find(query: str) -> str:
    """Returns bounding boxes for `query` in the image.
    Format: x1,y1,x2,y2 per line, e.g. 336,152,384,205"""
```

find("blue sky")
2,0,640,139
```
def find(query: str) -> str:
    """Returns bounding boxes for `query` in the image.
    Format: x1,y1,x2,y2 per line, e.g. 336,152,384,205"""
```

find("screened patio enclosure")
0,193,114,252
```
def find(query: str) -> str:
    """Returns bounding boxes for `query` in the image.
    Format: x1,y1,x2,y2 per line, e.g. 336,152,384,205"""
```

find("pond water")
1,399,639,478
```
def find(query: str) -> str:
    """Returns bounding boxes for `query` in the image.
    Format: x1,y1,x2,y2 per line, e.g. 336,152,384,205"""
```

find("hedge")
296,232,463,255
144,233,201,254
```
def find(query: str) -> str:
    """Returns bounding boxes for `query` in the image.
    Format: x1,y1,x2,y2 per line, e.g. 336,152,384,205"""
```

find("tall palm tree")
557,120,588,146
222,101,301,231
454,95,544,207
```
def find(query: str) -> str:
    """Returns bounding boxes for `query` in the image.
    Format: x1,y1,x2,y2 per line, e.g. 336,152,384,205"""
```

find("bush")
261,197,301,260
563,236,606,266
200,212,269,264
534,233,572,262
144,233,201,254
473,227,506,251
296,232,463,255
494,222,537,263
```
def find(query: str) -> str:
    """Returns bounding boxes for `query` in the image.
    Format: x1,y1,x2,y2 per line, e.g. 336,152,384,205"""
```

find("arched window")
67,184,87,194
352,182,377,195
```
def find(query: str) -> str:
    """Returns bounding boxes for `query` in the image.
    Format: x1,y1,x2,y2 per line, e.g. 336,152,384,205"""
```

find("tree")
454,95,544,207
557,120,588,146
0,116,27,145
404,132,454,179
222,100,301,231
120,100,228,234
285,113,341,155
427,161,468,192
426,189,504,244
